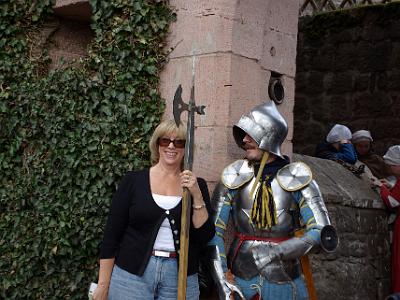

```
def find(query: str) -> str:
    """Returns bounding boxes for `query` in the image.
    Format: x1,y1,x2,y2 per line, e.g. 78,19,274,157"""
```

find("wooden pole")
295,230,317,300
177,81,196,300
177,188,191,299
175,56,205,299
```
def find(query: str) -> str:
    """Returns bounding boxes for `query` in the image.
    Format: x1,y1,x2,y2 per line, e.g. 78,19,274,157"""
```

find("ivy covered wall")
0,0,175,298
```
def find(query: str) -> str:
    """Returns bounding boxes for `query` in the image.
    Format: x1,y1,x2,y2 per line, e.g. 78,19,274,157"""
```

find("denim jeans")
108,257,200,300
234,274,308,300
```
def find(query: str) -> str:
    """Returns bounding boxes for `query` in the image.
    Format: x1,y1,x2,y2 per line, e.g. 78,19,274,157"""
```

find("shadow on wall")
31,3,93,73
293,2,400,156
47,19,93,70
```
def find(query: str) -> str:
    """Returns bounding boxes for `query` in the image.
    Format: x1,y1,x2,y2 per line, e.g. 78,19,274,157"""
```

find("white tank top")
152,194,181,251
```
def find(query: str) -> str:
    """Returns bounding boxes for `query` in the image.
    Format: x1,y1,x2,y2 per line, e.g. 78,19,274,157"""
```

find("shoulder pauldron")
221,159,254,189
276,162,313,191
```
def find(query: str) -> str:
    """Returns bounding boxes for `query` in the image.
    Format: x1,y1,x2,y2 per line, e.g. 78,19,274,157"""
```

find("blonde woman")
93,120,215,300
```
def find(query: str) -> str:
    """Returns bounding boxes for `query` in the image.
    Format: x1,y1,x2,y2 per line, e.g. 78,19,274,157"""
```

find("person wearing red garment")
379,145,400,294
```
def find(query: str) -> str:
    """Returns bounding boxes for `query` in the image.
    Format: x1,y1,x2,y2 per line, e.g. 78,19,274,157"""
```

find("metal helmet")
233,100,288,158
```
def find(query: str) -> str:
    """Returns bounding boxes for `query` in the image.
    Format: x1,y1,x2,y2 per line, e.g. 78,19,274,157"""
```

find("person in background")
352,130,391,179
377,145,400,294
93,120,215,300
315,124,357,165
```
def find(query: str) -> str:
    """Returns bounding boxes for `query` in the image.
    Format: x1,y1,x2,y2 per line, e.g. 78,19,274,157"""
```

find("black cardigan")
100,169,215,276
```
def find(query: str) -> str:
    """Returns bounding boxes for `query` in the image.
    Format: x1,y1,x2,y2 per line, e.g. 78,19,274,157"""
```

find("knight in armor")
207,100,338,300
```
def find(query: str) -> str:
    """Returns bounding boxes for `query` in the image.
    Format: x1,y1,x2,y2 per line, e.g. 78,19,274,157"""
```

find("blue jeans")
235,274,308,300
108,257,200,300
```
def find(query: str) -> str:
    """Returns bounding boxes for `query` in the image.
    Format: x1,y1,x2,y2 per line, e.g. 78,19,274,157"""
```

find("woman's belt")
152,250,177,258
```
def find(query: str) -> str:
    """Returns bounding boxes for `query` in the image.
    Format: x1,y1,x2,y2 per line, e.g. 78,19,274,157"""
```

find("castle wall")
294,154,390,300
294,4,400,156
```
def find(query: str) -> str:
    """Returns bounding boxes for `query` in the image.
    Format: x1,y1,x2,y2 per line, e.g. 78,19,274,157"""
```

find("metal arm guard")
210,181,229,223
208,182,244,300
298,179,338,253
208,244,244,300
276,162,338,257
208,245,233,300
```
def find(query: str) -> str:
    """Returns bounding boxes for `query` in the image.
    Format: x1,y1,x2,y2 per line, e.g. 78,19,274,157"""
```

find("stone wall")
294,3,400,156
293,154,391,300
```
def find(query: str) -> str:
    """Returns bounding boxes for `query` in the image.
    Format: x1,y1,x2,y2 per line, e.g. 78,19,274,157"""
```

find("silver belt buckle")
154,250,170,257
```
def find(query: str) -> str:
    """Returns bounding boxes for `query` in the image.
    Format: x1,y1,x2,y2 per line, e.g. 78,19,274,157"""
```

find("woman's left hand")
180,170,201,198
181,170,208,227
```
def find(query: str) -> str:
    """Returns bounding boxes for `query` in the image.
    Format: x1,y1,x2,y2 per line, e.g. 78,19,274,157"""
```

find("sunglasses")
158,137,186,149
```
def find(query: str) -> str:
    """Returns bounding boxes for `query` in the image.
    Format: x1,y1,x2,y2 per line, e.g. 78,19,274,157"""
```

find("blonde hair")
149,119,187,165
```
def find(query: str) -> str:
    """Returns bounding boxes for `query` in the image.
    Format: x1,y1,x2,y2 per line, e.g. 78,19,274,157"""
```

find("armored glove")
251,242,283,276
209,245,244,300
216,278,244,300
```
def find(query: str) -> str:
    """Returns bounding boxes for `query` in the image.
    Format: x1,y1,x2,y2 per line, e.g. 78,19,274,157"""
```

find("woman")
315,124,357,164
378,145,400,294
352,129,391,179
93,120,215,300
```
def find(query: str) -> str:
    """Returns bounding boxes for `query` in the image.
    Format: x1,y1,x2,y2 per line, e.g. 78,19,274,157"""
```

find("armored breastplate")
232,177,297,237
218,160,333,281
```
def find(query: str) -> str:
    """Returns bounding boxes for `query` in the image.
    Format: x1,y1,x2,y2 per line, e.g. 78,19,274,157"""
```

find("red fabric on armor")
235,233,291,243
251,294,261,300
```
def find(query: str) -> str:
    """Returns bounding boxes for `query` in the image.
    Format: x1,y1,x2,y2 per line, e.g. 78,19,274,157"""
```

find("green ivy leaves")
0,0,173,299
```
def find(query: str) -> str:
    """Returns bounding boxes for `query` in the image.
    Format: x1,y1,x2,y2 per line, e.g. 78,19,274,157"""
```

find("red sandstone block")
192,126,232,183
160,54,233,127
229,56,270,124
53,0,91,22
260,30,298,77
167,12,233,59
170,0,236,17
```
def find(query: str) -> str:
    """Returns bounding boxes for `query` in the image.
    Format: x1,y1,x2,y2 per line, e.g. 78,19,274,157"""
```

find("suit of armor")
208,101,337,300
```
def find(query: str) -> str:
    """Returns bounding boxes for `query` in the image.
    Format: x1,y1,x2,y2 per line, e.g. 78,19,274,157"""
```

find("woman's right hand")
370,176,383,187
94,258,114,300
379,178,392,188
92,284,109,300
